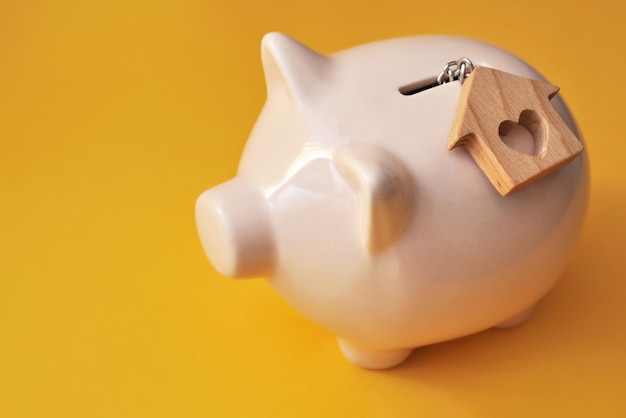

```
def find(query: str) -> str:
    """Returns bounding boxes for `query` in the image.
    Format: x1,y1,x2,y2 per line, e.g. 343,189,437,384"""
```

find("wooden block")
448,66,583,196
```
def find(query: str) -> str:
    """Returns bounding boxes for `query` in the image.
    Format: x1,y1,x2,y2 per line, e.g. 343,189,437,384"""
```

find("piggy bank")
196,33,588,369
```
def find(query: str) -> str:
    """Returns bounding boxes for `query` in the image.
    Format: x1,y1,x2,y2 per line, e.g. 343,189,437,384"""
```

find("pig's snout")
195,178,275,278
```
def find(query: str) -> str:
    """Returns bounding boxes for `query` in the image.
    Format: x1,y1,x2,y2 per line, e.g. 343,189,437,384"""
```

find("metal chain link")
436,57,475,85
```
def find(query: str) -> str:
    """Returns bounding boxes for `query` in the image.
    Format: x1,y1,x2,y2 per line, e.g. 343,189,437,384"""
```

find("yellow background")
1,0,625,416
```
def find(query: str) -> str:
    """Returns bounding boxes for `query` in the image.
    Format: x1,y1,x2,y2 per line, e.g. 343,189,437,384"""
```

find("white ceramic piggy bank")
196,33,588,369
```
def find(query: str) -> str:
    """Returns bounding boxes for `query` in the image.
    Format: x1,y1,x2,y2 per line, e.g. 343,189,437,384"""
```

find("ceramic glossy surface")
196,33,588,369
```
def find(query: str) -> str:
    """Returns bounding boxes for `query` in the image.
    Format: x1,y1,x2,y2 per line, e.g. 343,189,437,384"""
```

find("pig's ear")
261,32,331,104
334,144,414,253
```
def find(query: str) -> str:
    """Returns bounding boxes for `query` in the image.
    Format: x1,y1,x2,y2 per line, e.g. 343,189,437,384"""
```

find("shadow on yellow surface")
384,182,624,413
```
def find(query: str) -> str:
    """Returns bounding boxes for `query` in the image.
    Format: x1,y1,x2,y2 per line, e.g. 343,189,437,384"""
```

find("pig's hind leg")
493,303,537,329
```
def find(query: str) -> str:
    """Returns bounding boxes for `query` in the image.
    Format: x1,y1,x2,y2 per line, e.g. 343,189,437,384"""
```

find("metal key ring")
437,58,475,85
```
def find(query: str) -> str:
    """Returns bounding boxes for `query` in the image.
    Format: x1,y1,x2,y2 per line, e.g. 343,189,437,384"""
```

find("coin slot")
398,77,440,95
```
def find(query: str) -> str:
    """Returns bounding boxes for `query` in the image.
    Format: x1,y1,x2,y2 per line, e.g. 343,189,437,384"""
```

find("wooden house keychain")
444,58,584,195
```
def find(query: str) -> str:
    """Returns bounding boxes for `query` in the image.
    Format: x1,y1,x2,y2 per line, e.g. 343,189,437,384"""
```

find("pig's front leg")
337,338,414,370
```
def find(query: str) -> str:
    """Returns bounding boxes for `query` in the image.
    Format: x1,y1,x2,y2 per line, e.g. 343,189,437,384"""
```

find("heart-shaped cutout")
498,109,547,157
